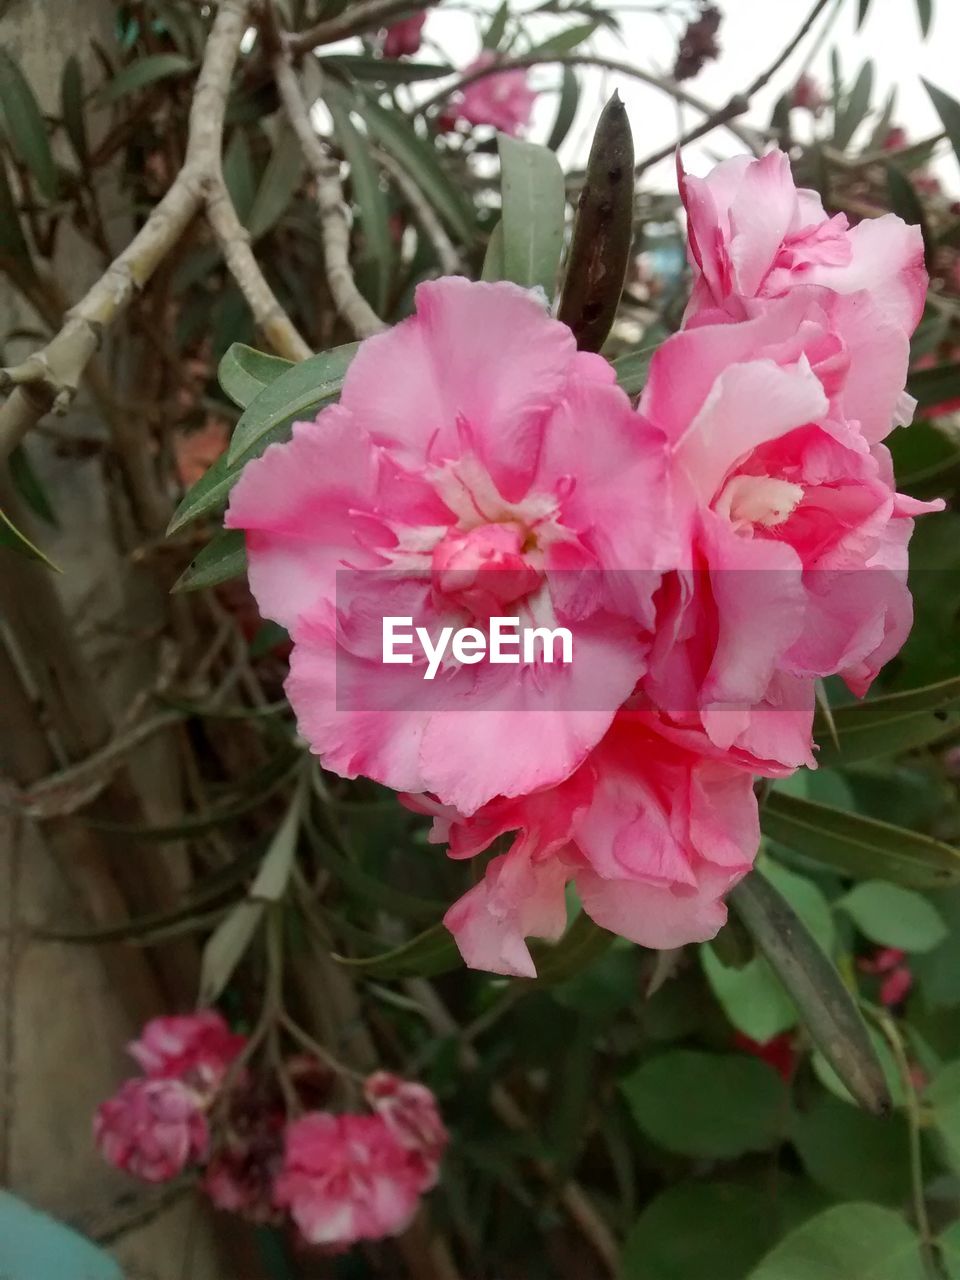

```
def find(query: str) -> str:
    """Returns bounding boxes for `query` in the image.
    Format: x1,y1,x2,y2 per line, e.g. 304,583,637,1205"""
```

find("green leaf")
746,1203,923,1280
622,1182,780,1280
927,1061,960,1170
791,1094,911,1204
0,148,30,261
731,870,892,1115
480,218,505,282
908,360,960,412
856,0,873,28
225,342,357,467
10,445,57,527
886,164,933,270
916,0,933,37
250,786,303,903
527,20,598,57
923,79,960,171
620,1050,787,1159
99,52,194,103
813,673,960,767
532,912,614,984
0,506,59,571
313,831,446,923
199,900,264,1004
498,133,565,297
335,921,461,979
839,880,948,952
702,946,797,1042
321,55,452,84
762,791,960,889
547,64,579,152
834,60,873,151
557,91,634,352
60,55,88,165
482,1,509,50
172,527,246,592
218,343,294,410
358,92,474,244
246,124,304,241
612,342,658,395
0,50,58,200
223,128,256,225
327,84,392,314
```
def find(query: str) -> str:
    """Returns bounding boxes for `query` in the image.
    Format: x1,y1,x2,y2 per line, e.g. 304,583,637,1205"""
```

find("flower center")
715,474,804,531
431,521,542,619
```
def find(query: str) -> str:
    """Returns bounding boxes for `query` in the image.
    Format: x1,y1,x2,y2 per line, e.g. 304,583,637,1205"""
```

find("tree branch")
284,0,432,56
271,51,387,339
416,54,763,157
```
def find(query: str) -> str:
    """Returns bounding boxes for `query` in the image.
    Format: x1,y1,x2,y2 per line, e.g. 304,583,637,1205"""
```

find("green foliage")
498,133,565,297
745,1203,924,1279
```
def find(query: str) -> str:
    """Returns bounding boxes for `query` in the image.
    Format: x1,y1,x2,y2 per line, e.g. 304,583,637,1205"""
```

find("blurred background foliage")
5,0,960,1277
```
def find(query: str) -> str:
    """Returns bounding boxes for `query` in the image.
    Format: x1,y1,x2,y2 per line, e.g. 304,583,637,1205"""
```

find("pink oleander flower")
383,11,426,58
274,1112,423,1246
227,278,672,815
680,149,926,334
454,52,537,136
128,1010,246,1093
364,1072,448,1190
858,946,913,1007
637,272,940,771
94,1078,209,1183
417,711,759,977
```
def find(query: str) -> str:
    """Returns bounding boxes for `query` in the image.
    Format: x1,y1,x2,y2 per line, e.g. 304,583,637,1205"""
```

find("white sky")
418,0,960,190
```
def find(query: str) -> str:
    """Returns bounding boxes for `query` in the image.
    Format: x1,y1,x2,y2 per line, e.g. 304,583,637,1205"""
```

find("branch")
284,0,432,56
374,145,461,275
635,0,833,173
0,0,252,528
416,54,763,157
272,51,387,339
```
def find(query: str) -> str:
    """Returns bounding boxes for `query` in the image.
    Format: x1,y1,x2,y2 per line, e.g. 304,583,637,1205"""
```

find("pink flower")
425,711,759,977
274,1112,423,1246
128,1010,246,1093
383,11,426,58
94,1078,208,1183
454,53,537,136
227,278,672,815
680,149,926,335
858,946,913,1006
637,281,941,771
791,73,824,115
364,1073,448,1190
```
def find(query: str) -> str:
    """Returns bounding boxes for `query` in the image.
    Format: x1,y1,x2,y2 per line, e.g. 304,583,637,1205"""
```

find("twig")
271,48,387,338
405,977,620,1275
634,0,833,174
374,145,461,275
416,54,763,157
284,0,433,55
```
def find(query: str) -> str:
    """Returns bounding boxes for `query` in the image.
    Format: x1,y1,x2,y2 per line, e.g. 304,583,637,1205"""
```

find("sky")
415,0,960,189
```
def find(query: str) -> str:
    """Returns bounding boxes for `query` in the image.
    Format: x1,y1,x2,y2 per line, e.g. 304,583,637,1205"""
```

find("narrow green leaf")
916,0,933,37
814,673,960,765
498,132,565,297
226,342,357,467
834,60,873,151
612,343,656,395
9,444,57,527
199,900,264,1004
222,128,256,225
0,151,30,261
856,0,873,28
868,86,898,151
839,880,948,952
250,788,302,903
326,84,392,315
358,92,474,243
886,163,933,269
745,1203,923,1280
527,20,598,57
313,832,446,923
60,55,88,165
927,1060,960,1170
0,506,60,571
99,52,194,103
218,342,294,410
909,360,960,412
482,1,509,50
172,527,247,592
547,64,579,153
923,79,960,171
763,790,960,888
167,448,235,533
730,869,892,1114
0,50,58,200
335,921,461,978
321,55,452,84
557,91,634,351
480,218,505,282
246,123,304,241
